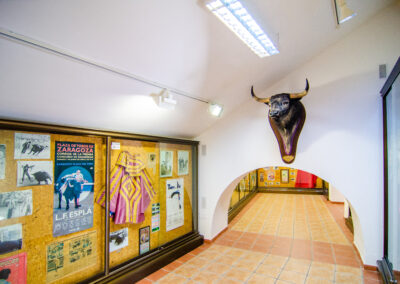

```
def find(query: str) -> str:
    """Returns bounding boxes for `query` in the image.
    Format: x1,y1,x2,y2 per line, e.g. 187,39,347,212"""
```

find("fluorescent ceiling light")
334,0,356,24
208,103,224,117
205,0,279,58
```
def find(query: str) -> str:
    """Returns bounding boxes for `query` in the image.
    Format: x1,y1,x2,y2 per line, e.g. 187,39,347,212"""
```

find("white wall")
196,1,400,266
329,184,346,203
349,201,366,263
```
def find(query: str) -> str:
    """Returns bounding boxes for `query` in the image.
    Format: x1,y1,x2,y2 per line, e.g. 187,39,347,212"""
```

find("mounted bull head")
251,79,309,164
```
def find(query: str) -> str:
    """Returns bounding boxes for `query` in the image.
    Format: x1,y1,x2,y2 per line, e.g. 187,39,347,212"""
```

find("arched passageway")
208,167,371,280
141,167,382,283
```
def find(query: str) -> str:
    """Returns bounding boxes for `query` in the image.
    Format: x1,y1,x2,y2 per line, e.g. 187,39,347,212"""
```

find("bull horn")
251,86,270,103
289,79,309,99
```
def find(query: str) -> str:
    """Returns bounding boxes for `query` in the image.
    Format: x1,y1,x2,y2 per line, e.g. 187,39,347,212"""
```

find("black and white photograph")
109,228,128,252
0,224,22,255
177,150,189,176
147,153,156,173
160,150,173,178
0,190,32,220
0,144,5,180
14,132,51,160
17,161,53,187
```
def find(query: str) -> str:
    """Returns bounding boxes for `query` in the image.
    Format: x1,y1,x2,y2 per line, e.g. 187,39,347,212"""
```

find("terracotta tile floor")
139,193,383,284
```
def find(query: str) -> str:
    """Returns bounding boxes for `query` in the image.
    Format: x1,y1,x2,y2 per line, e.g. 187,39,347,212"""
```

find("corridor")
139,194,382,284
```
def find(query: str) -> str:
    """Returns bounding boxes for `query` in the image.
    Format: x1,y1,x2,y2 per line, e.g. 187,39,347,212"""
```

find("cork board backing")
107,139,193,269
0,130,105,284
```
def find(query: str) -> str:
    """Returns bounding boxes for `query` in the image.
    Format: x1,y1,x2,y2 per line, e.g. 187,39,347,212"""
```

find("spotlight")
333,0,356,25
156,89,177,110
208,103,224,117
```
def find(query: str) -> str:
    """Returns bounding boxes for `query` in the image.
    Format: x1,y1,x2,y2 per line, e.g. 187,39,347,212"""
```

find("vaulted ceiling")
0,0,394,138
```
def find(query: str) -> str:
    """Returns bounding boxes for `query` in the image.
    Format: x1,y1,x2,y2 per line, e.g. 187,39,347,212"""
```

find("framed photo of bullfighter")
14,132,50,160
17,161,53,187
53,141,95,237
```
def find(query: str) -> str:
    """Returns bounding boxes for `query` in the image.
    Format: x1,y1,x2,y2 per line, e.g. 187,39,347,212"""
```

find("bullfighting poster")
14,132,51,160
166,178,184,232
0,252,27,284
53,141,95,237
46,231,97,283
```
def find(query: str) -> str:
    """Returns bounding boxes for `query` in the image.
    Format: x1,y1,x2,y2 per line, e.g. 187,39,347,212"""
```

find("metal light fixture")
205,0,279,58
208,103,224,117
333,0,357,25
156,89,177,110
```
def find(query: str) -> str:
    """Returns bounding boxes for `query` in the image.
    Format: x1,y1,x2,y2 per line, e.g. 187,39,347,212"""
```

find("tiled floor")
139,193,383,284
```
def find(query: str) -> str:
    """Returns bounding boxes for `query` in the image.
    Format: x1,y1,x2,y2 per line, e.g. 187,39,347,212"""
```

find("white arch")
209,167,365,260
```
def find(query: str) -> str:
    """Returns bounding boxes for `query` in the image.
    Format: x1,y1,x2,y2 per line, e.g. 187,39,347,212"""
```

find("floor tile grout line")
154,193,371,284
320,195,353,244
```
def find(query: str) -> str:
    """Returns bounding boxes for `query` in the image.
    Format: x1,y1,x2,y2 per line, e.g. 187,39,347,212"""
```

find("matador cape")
96,151,156,224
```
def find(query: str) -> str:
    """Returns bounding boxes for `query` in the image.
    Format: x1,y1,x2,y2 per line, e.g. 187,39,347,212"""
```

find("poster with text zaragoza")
53,142,95,237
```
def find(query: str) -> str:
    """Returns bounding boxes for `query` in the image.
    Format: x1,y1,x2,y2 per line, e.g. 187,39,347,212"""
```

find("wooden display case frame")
0,119,203,284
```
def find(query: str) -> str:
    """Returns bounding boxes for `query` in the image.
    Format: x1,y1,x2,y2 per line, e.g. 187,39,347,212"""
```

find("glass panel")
0,130,105,283
230,185,240,208
0,127,197,282
104,139,194,269
386,75,400,272
250,171,257,191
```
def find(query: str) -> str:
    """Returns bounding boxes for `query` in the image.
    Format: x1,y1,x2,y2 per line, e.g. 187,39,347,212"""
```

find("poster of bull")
53,141,95,237
251,79,310,164
16,161,53,187
14,132,50,159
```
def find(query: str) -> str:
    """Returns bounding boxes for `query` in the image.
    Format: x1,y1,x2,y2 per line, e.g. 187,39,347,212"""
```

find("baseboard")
87,232,203,284
329,201,345,204
258,187,324,195
364,265,378,271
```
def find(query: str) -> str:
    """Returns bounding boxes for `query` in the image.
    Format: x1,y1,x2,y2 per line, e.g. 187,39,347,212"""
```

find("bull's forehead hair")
270,93,290,100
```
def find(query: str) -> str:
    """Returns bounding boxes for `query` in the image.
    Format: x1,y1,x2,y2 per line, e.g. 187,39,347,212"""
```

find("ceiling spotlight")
156,89,177,110
208,103,224,117
333,0,356,25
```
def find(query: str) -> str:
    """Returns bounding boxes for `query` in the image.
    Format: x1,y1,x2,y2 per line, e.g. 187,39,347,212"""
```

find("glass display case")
379,57,400,284
228,171,257,222
0,120,201,284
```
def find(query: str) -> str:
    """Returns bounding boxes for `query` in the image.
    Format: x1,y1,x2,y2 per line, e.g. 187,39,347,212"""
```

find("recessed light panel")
206,0,279,58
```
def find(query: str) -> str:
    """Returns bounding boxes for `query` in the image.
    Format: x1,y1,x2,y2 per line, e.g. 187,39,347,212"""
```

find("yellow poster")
46,231,97,283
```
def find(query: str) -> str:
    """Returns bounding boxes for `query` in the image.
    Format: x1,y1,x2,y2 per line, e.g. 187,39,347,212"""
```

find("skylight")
206,0,279,58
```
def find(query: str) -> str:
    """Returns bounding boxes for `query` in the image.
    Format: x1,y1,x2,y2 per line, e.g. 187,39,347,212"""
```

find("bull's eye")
283,101,289,106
